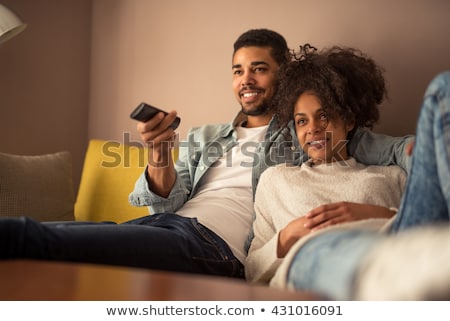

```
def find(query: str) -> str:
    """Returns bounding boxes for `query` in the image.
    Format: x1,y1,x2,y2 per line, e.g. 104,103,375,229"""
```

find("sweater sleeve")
245,168,283,284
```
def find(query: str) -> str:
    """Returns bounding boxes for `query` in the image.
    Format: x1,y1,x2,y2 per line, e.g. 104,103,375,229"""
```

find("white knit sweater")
246,157,406,288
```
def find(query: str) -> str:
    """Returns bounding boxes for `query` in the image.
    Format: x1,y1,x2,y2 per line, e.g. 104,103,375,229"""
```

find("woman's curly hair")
271,44,387,136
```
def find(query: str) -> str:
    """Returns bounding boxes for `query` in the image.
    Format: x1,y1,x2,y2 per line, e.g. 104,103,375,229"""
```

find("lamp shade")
0,4,26,44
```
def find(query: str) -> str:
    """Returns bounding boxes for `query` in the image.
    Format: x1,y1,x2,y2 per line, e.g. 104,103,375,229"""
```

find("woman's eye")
319,113,329,128
296,119,306,126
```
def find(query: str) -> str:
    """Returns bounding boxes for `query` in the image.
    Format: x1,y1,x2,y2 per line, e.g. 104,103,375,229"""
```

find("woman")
245,45,450,300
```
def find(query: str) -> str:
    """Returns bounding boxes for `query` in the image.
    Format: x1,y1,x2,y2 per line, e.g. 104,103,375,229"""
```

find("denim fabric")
128,115,304,214
287,230,381,300
390,71,450,230
0,214,244,278
286,71,450,300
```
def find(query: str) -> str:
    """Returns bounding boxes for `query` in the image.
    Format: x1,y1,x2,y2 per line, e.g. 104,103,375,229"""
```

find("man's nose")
241,71,255,86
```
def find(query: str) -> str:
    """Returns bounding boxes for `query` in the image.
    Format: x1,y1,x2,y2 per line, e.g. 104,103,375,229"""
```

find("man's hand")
137,110,179,159
406,140,415,156
136,110,179,197
303,202,396,231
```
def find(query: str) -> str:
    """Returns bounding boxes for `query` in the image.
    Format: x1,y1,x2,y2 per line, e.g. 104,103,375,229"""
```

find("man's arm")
136,110,179,197
348,128,415,173
128,110,190,213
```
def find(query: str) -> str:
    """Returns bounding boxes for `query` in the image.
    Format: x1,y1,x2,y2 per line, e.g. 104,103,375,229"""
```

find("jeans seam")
189,218,243,277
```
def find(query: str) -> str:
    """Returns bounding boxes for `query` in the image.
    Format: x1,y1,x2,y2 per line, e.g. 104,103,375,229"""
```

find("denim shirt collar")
225,110,279,138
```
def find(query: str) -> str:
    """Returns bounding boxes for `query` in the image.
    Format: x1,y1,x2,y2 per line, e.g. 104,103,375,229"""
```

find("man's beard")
240,100,270,116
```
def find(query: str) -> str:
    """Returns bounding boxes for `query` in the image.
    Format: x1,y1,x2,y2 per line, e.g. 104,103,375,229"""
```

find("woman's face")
293,92,354,165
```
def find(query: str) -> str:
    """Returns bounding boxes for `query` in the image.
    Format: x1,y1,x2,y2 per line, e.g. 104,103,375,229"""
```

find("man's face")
232,46,279,116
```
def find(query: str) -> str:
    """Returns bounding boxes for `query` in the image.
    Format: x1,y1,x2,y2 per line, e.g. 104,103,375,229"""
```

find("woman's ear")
346,120,356,133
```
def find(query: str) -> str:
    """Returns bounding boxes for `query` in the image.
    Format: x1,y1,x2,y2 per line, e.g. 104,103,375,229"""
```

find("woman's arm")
246,168,289,284
303,202,396,231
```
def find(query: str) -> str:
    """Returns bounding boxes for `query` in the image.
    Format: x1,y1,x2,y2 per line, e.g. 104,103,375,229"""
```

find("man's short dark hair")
233,29,290,66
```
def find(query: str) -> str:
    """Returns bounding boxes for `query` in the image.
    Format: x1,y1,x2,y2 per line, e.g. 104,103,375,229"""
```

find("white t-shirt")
176,125,268,263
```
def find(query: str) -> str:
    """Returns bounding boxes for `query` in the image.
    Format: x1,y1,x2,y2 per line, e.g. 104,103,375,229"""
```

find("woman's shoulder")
362,163,407,190
265,162,302,175
259,163,302,184
364,163,407,176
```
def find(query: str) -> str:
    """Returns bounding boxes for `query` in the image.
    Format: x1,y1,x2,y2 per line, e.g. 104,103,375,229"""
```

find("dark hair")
233,29,291,66
272,45,386,135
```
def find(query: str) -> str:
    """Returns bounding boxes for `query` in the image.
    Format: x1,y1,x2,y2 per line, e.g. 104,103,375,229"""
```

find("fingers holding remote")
137,110,178,149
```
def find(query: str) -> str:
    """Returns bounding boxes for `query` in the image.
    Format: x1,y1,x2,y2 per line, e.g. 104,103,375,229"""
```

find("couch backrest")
75,139,150,223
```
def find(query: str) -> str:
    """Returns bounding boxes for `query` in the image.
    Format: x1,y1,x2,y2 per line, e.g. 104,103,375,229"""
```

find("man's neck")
245,113,273,128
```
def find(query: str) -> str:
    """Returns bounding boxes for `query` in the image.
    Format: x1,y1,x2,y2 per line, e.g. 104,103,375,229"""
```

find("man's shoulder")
187,122,234,139
191,122,232,131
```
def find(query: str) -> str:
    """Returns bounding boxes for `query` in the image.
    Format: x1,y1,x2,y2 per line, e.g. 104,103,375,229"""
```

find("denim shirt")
129,112,414,214
130,112,297,211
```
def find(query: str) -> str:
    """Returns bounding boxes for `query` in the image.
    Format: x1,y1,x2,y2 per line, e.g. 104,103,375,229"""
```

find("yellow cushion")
75,139,149,223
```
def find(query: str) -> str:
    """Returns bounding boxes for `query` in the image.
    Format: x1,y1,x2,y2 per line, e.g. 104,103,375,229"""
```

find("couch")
0,142,323,301
0,143,321,300
2,141,448,301
0,139,151,223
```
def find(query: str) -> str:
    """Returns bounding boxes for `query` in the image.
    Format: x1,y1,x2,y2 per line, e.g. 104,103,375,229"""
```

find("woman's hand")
303,202,396,231
277,216,311,258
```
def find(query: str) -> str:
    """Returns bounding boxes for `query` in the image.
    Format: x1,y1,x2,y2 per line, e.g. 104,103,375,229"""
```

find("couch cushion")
0,151,75,221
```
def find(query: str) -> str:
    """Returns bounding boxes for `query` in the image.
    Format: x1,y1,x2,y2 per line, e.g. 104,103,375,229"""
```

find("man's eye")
254,67,267,73
233,70,242,75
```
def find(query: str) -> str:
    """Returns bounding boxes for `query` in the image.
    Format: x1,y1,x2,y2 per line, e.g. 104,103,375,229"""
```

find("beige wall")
0,0,92,192
90,0,450,143
1,0,450,194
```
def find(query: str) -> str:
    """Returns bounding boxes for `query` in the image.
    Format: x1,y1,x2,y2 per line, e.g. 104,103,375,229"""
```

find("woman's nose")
307,120,324,134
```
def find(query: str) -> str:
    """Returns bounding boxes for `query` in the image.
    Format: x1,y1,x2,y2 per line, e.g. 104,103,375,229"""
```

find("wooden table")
0,260,319,300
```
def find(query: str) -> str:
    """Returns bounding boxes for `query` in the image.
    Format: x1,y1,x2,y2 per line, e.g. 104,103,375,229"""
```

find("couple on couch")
0,28,449,300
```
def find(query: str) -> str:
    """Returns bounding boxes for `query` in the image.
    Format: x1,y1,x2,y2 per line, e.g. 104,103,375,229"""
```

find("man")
0,29,412,278
128,28,413,276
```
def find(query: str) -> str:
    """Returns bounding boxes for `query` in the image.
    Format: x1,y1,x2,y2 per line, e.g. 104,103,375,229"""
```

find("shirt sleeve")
349,128,415,174
128,129,198,213
128,169,189,213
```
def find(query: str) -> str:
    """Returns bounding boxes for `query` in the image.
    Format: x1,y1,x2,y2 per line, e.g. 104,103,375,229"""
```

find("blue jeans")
0,213,244,278
287,71,450,299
